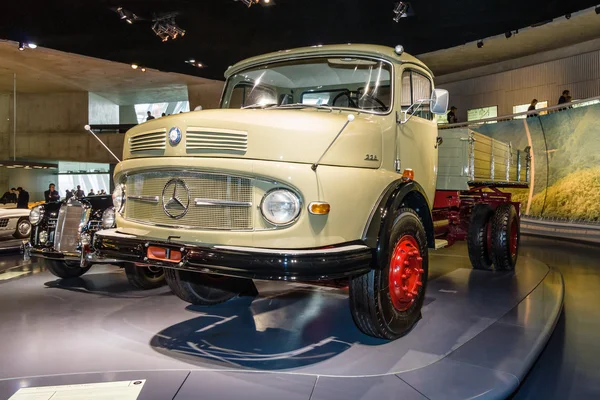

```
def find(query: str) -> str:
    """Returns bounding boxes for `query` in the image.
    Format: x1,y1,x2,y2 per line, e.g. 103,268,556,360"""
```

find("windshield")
221,56,393,113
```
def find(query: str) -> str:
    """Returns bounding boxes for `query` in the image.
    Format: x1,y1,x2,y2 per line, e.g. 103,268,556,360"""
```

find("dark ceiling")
1,0,599,81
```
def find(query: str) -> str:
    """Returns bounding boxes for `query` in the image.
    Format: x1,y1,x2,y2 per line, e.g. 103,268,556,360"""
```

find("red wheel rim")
509,219,518,257
389,235,424,312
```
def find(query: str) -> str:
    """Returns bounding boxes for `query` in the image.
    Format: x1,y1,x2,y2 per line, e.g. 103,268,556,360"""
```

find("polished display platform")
0,244,563,400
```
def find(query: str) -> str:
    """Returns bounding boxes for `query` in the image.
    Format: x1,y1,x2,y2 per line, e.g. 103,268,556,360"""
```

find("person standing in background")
558,90,570,105
447,106,458,124
65,189,73,200
527,99,538,118
146,111,155,121
75,185,85,199
88,189,95,196
0,188,17,204
44,183,60,203
16,187,29,209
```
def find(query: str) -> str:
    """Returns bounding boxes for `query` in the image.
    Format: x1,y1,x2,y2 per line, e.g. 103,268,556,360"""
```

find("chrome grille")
125,171,253,230
186,128,248,153
54,202,86,253
129,129,166,154
0,219,8,228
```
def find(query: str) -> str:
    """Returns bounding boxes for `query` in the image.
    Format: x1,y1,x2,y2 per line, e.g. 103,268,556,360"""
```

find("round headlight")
112,184,126,213
38,230,48,244
29,206,44,226
260,189,301,226
102,208,116,229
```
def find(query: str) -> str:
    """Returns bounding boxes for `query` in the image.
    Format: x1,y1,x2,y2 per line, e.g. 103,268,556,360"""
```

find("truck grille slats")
186,128,248,153
54,203,86,253
129,129,166,153
125,171,253,230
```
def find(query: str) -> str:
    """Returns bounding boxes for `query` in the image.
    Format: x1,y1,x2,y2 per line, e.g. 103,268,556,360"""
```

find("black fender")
362,179,434,268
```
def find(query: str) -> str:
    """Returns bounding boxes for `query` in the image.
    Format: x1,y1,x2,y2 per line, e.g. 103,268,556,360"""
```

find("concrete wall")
188,81,225,110
13,92,88,133
119,105,138,124
436,39,600,122
0,94,10,191
89,93,118,124
4,91,124,164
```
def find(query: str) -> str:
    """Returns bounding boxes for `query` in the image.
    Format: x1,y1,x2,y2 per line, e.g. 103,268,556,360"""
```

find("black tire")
467,204,494,270
42,259,91,279
349,208,429,340
124,264,166,290
13,217,31,239
491,203,520,271
164,268,258,305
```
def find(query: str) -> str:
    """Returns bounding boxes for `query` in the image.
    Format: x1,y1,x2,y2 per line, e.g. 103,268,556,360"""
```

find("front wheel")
14,217,31,239
349,208,428,340
164,268,258,305
42,259,91,279
124,264,166,290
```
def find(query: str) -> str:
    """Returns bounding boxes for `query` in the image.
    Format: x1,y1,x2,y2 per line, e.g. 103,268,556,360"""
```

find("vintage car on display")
0,205,32,240
28,195,165,289
94,44,528,339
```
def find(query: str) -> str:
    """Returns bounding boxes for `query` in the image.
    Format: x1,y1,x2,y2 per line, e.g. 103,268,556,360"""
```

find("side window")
400,70,433,120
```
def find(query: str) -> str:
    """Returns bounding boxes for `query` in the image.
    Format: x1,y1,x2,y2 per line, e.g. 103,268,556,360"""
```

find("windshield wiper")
242,103,278,109
274,103,334,111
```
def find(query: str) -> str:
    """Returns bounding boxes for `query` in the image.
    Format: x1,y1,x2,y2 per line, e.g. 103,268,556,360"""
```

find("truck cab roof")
225,44,433,79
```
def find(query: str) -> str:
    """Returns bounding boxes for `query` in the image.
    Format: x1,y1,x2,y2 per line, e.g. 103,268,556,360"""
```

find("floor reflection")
0,252,41,283
151,284,387,370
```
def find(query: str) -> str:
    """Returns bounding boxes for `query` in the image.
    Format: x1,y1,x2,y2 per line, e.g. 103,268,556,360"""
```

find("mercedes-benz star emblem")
162,178,190,219
168,127,182,146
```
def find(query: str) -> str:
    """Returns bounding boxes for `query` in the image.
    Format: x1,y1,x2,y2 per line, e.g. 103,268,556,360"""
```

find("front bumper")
94,229,374,281
27,245,122,265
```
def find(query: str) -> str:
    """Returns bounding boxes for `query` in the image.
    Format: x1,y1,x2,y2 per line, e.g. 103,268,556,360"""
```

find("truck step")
434,239,449,250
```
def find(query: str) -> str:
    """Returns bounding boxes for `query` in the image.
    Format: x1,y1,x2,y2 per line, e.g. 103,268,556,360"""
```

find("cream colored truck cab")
94,44,449,340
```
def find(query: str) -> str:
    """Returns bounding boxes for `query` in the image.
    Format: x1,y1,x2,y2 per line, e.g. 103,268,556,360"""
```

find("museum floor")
0,237,596,399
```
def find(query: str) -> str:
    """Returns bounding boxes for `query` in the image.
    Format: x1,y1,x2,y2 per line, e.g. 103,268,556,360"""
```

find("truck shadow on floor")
151,285,394,370
44,272,171,298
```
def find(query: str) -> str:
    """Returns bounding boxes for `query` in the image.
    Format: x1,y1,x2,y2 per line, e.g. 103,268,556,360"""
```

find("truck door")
396,68,439,204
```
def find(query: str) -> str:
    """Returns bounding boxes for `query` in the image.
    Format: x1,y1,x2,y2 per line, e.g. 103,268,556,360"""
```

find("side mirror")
431,89,449,115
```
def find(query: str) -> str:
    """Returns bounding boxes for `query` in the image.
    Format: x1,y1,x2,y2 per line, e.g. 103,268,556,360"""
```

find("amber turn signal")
308,202,331,215
402,168,414,181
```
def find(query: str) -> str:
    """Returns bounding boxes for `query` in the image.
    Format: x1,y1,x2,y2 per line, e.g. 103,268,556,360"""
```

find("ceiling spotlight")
27,43,37,49
565,13,571,20
505,31,512,38
131,64,139,69
117,7,127,19
18,42,25,51
152,13,185,42
261,0,275,6
477,40,484,48
596,6,600,14
236,0,260,7
185,59,205,68
141,67,146,72
393,1,410,22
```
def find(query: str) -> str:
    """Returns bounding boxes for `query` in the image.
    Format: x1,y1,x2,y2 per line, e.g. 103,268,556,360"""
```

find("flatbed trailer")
432,129,530,271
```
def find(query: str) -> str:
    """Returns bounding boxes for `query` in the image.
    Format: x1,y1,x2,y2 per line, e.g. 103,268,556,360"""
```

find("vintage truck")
28,195,165,289
94,44,527,339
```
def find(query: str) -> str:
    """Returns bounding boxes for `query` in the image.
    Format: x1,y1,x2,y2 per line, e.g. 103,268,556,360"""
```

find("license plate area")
147,246,182,263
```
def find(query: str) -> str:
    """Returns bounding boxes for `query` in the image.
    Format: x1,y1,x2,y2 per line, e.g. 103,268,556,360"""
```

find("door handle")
435,136,443,149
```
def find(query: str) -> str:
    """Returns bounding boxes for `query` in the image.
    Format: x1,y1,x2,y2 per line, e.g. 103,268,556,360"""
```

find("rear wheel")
467,204,494,270
124,264,166,290
349,208,428,340
164,268,258,305
13,217,31,239
42,259,91,279
491,204,520,270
